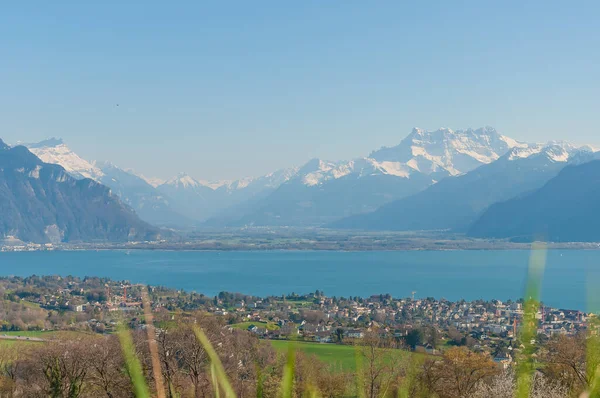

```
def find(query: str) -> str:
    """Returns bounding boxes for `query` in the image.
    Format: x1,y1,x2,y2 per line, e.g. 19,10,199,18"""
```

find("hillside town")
1,275,591,369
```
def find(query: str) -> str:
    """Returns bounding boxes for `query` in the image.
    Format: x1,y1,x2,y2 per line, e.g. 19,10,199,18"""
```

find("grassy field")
1,330,47,338
0,330,96,346
271,340,359,371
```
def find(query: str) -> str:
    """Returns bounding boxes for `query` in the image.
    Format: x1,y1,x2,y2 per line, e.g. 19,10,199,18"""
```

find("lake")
0,249,599,311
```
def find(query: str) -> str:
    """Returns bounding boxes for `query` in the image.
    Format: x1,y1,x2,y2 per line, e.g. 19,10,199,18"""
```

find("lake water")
0,250,599,311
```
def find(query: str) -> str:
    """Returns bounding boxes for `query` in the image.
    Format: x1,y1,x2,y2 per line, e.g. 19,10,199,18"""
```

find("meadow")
271,340,364,371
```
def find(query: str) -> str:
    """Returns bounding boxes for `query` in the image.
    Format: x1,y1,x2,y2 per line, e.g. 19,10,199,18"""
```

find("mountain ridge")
0,141,160,243
330,142,593,231
468,156,600,242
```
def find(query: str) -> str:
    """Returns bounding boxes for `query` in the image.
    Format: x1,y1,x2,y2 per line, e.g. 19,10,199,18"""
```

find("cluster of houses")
8,276,593,368
204,293,592,365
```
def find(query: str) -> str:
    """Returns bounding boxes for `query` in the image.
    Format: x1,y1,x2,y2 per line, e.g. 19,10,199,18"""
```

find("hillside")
468,159,600,242
26,139,191,227
331,143,588,231
0,140,160,243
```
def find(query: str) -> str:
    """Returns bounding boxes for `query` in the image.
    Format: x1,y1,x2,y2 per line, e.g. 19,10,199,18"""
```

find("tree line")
0,313,595,397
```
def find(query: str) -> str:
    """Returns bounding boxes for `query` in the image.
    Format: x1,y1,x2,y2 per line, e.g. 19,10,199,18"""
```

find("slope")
0,141,160,243
331,144,588,231
468,158,600,242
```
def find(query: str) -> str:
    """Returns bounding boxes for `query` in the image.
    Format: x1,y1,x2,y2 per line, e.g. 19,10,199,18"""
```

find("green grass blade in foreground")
516,242,547,398
193,326,236,398
354,344,366,398
586,272,600,397
211,363,221,398
280,342,296,398
398,353,423,398
118,325,151,398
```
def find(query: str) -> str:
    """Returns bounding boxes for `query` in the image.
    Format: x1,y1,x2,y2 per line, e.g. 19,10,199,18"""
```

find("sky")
1,1,600,180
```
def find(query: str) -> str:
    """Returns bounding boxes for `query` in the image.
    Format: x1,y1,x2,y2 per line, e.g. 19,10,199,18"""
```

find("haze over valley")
0,126,597,244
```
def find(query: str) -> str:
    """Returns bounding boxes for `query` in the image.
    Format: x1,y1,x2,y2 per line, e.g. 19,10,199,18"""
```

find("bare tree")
420,346,499,398
358,330,407,398
23,339,91,398
86,336,133,398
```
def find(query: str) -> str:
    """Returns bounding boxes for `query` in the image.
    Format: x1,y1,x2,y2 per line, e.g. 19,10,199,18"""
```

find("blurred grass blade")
280,342,295,398
398,354,421,398
193,326,236,398
586,273,600,397
354,344,366,398
141,287,166,398
515,241,547,398
255,364,264,398
211,363,221,398
118,325,151,398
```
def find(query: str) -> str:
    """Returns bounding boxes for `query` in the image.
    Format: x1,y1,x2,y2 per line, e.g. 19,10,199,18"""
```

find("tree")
86,336,133,398
420,346,499,398
335,328,344,343
471,371,568,398
542,333,600,395
404,329,423,350
358,331,407,398
23,338,91,398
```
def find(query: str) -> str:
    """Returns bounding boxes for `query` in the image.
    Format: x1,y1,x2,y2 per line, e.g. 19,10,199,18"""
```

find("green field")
0,330,95,344
1,330,47,338
271,340,359,371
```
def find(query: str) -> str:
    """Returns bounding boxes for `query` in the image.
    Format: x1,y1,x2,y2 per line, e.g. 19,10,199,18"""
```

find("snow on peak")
198,179,231,190
297,159,341,186
369,126,526,177
165,172,205,189
25,139,104,180
141,176,165,188
294,157,414,187
507,141,587,163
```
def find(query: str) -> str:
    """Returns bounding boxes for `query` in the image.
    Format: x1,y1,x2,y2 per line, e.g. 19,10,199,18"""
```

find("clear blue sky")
2,1,599,180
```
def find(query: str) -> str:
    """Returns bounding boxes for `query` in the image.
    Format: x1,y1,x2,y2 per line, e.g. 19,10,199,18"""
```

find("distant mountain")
94,162,192,227
331,142,592,231
369,126,527,179
157,173,218,221
159,168,299,222
218,158,433,226
27,138,104,180
215,127,528,227
468,157,600,242
25,140,190,227
0,140,159,243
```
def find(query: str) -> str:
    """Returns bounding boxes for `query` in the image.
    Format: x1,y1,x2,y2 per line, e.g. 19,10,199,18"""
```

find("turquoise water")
0,250,598,311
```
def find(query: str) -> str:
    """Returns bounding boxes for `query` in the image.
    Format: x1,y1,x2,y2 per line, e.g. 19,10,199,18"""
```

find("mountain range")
0,140,159,243
15,126,600,243
331,142,594,232
208,127,529,227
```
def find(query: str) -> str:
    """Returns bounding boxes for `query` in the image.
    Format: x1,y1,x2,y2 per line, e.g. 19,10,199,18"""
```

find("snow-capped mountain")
158,168,299,221
215,126,532,227
369,126,528,178
0,139,160,243
24,139,191,227
26,138,104,180
138,175,165,188
163,172,208,191
332,141,595,231
20,126,597,230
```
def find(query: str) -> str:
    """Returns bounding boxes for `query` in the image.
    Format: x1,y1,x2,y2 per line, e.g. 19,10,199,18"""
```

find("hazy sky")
2,1,600,180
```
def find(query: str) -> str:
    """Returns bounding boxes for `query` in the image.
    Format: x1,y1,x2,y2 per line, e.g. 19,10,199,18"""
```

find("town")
1,275,590,370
